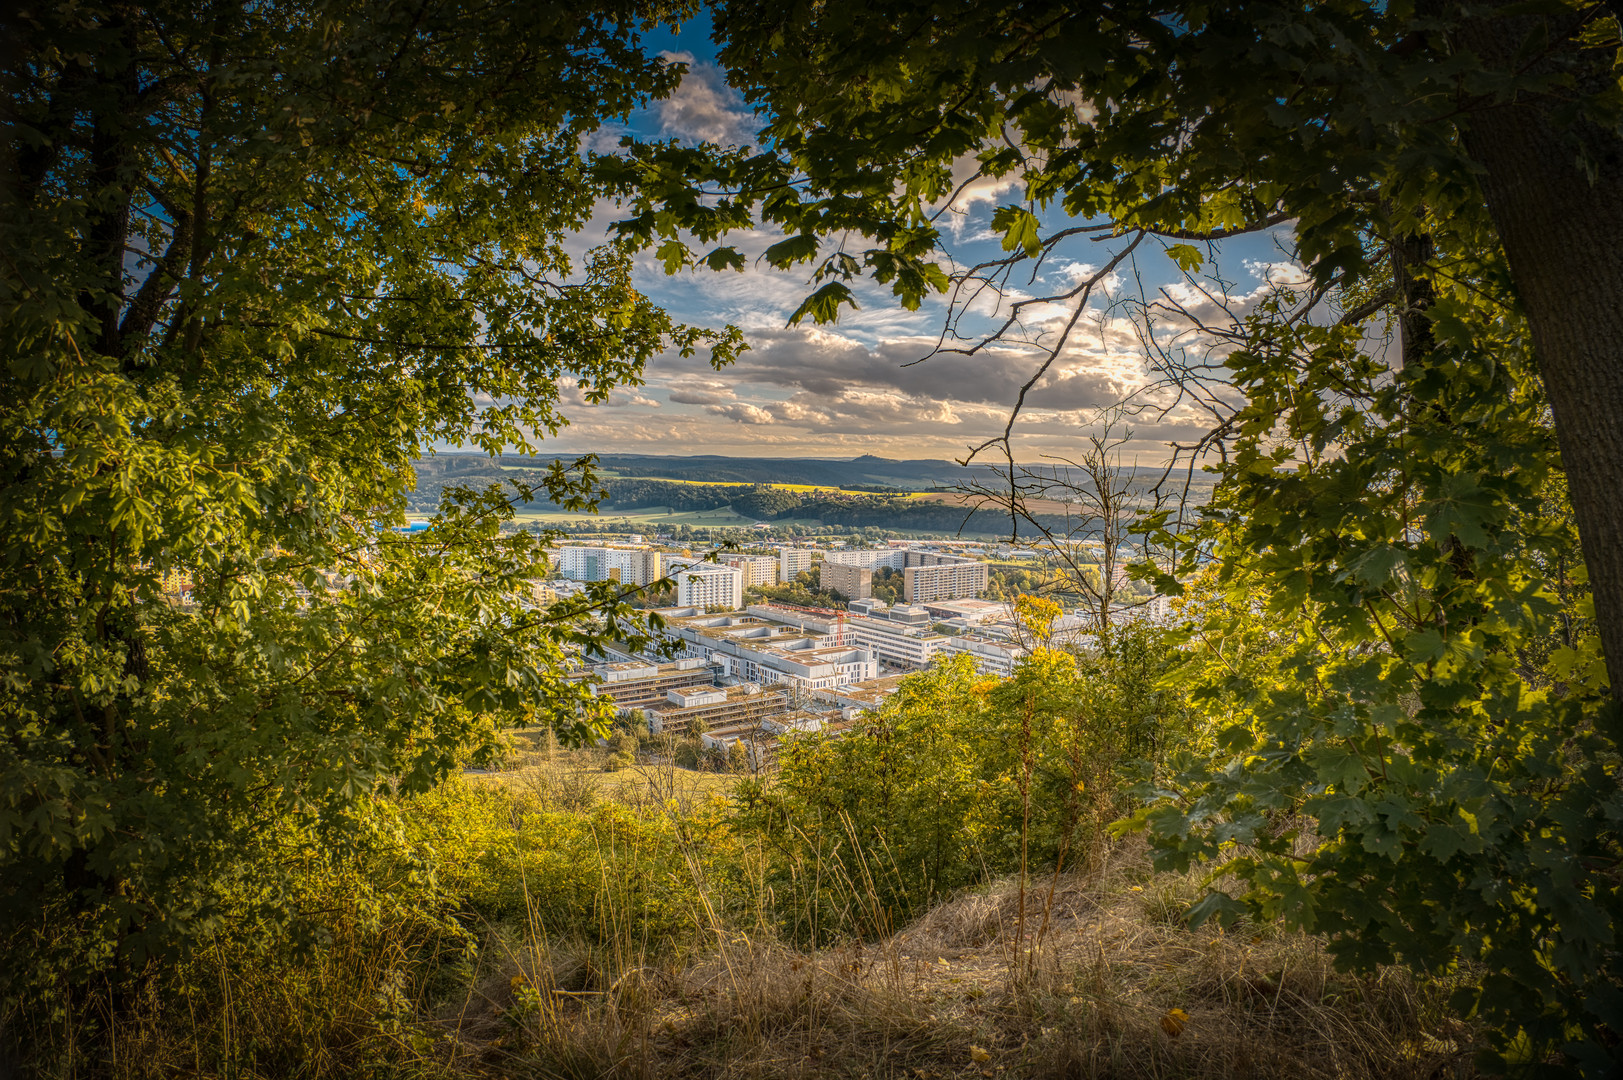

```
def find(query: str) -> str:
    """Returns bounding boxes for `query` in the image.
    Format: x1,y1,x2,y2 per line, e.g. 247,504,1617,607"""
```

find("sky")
533,16,1305,467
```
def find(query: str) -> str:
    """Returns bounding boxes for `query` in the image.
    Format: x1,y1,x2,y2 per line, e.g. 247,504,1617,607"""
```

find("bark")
1453,6,1623,699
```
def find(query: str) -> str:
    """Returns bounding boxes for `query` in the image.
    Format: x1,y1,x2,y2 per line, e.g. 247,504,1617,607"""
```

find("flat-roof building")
938,634,1029,677
583,658,716,713
722,553,780,588
652,608,879,691
903,556,989,603
779,547,817,580
675,563,744,611
811,674,910,718
647,683,789,737
552,545,661,586
821,561,872,600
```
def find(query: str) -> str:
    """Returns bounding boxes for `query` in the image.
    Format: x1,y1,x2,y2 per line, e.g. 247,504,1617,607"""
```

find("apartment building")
584,657,716,713
778,547,817,580
824,547,988,603
820,561,872,600
823,548,906,570
551,545,661,585
903,555,989,603
674,563,744,610
721,553,780,588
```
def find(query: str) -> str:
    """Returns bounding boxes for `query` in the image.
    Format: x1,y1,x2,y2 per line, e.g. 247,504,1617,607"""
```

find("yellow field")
606,475,932,498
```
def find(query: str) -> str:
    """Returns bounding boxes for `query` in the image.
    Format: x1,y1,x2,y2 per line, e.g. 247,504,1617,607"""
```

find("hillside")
410,454,1210,537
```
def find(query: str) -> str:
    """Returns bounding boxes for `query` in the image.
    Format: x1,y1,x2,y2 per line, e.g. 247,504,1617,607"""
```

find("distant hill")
586,453,991,490
415,452,1194,491
409,453,1213,534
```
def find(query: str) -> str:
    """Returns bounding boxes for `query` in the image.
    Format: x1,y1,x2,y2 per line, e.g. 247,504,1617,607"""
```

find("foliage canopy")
602,0,1623,1069
0,0,740,996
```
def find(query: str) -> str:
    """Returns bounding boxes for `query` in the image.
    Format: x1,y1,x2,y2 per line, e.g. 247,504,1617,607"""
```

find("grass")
428,840,1475,1080
472,742,740,809
57,749,1482,1080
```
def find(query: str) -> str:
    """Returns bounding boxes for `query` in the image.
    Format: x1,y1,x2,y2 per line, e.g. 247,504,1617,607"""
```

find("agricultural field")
599,474,934,499
510,505,767,527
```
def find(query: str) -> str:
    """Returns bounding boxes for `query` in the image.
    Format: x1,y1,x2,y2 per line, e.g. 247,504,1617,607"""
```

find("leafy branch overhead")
599,0,1623,1069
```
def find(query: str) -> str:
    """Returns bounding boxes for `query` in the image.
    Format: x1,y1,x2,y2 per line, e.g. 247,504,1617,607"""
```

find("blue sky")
535,17,1304,465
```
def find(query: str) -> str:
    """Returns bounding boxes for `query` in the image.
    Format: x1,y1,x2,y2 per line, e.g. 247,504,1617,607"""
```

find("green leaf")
762,233,819,268
788,282,857,325
990,205,1042,256
1165,243,1205,272
703,246,746,272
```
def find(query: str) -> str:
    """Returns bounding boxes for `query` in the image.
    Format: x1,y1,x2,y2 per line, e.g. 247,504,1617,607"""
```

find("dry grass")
473,747,738,814
52,770,1478,1080
432,839,1478,1080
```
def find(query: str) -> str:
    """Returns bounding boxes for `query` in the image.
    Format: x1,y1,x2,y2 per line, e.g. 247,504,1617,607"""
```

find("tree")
602,0,1623,1066
607,0,1623,692
967,412,1168,643
0,0,738,1002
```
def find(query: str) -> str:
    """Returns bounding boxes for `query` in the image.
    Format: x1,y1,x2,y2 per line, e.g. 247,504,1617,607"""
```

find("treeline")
407,467,1083,537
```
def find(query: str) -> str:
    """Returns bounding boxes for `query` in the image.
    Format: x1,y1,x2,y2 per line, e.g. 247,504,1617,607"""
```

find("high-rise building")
820,561,872,600
823,548,906,570
722,553,780,588
779,547,817,581
675,563,744,610
552,545,661,585
902,554,988,603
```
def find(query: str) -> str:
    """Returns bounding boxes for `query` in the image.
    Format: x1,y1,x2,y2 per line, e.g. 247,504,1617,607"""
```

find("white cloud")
656,53,760,148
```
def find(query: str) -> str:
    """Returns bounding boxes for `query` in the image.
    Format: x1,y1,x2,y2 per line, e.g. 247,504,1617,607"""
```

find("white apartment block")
903,557,989,603
779,547,817,580
552,545,661,585
722,553,780,588
674,563,744,610
824,548,988,603
823,548,907,570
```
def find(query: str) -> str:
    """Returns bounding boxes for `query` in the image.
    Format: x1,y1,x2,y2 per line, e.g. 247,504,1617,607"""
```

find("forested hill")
413,452,1001,489
407,456,1204,538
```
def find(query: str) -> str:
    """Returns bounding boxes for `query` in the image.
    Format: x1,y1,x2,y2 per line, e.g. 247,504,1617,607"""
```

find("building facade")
584,658,716,713
820,561,872,600
674,563,745,610
722,553,780,588
552,545,661,585
902,555,989,603
779,547,817,580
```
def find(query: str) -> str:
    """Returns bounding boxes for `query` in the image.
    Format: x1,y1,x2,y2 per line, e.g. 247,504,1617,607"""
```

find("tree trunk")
1454,7,1623,701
